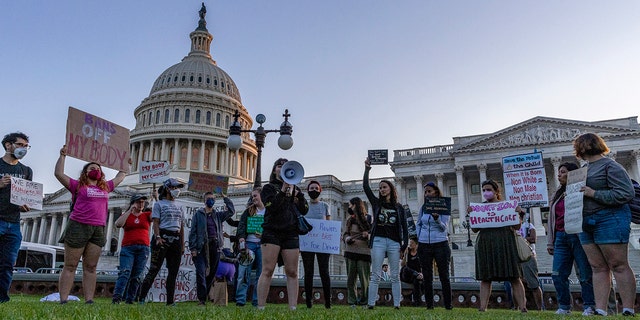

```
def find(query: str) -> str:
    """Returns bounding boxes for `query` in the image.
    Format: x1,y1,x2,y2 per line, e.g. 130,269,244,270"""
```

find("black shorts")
261,230,299,250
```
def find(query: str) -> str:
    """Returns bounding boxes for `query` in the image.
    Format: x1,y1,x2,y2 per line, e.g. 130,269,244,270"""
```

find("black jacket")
260,178,309,234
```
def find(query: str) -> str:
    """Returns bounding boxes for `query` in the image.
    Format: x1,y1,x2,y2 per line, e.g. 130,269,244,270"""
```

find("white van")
15,242,64,273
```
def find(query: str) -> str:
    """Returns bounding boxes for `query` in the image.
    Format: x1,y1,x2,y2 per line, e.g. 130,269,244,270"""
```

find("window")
169,146,174,164
204,147,210,170
215,113,221,127
206,111,211,125
164,109,170,123
155,110,160,124
174,109,180,123
206,77,210,84
214,79,218,86
179,147,187,169
174,76,178,82
142,114,146,126
185,109,191,123
148,111,153,126
190,75,194,82
449,186,458,196
225,115,229,128
408,188,417,200
181,75,186,82
471,184,481,194
195,110,201,124
198,76,202,83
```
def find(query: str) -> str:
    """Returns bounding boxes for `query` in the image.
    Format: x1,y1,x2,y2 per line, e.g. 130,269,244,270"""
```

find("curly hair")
573,133,609,159
79,162,109,191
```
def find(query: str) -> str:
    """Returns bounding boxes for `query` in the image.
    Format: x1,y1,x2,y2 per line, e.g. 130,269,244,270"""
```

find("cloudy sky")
2,1,639,193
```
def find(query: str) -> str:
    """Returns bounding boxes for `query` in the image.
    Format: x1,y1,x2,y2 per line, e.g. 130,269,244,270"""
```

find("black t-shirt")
374,202,401,243
0,158,33,223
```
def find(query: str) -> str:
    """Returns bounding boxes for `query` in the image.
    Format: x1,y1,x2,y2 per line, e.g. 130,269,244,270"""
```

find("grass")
0,295,595,319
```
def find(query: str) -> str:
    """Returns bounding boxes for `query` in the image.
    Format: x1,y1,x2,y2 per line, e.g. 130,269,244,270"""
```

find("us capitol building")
22,5,640,278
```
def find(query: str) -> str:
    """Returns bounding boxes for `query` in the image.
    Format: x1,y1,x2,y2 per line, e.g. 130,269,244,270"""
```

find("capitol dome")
129,4,257,186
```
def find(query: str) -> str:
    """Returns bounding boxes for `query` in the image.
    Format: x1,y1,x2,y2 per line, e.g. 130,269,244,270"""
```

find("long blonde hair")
248,186,262,216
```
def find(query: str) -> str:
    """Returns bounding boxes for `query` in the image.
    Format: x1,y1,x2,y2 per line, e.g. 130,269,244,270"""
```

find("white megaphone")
280,161,304,185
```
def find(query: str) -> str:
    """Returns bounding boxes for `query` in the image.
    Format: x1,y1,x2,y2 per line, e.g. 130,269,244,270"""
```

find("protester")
301,180,332,309
54,145,128,304
381,264,390,281
518,211,544,311
256,158,309,310
0,132,33,303
112,194,151,304
400,237,423,306
235,187,264,307
363,158,408,309
137,178,185,306
547,161,595,315
416,181,452,310
573,133,636,316
468,179,527,312
188,191,235,306
342,196,372,307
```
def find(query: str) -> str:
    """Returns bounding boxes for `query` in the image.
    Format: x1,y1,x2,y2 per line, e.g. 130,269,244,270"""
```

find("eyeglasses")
13,143,31,150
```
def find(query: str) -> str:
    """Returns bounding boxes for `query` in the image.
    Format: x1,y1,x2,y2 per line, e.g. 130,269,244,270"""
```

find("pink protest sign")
65,106,130,172
468,200,520,229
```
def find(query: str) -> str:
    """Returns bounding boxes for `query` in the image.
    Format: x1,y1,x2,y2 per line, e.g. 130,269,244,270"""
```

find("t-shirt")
69,178,115,226
0,158,33,223
246,207,265,243
554,198,565,233
306,201,329,220
152,199,184,232
121,210,152,247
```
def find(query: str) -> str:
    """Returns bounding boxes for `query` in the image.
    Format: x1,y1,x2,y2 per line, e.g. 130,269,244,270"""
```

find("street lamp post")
464,214,473,247
226,109,293,188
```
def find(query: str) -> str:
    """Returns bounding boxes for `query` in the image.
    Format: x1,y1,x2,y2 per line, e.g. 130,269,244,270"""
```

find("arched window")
155,110,160,124
174,109,180,123
204,147,210,170
148,111,153,126
185,109,191,123
169,146,174,164
181,75,186,82
190,75,194,82
195,110,201,124
225,115,230,128
142,114,146,127
164,109,170,123
191,147,199,169
179,147,187,169
206,111,212,125
215,113,221,127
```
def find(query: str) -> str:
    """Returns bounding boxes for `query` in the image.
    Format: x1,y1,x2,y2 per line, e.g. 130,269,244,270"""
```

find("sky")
2,1,640,194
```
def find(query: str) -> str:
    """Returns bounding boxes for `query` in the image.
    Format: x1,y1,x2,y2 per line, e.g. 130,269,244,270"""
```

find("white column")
199,140,206,171
224,147,230,175
30,218,40,242
138,141,144,162
633,150,640,182
211,142,218,173
118,228,125,255
130,144,136,171
477,163,487,184
435,173,445,196
394,177,405,204
455,165,466,234
414,175,424,203
105,209,115,252
60,213,69,236
551,157,562,191
21,219,27,236
161,139,167,161
235,150,240,176
186,139,193,170
37,216,47,244
173,138,179,166
48,214,59,245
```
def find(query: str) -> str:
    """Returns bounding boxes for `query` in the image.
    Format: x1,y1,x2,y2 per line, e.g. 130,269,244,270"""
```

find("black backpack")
629,179,640,224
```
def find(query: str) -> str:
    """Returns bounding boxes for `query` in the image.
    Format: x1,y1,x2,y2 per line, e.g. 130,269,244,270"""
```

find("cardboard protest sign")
421,197,452,216
403,204,417,238
368,149,388,165
65,106,130,172
139,161,171,184
299,219,341,254
502,152,549,208
564,167,587,234
468,200,520,229
246,215,264,234
10,177,43,210
188,172,229,194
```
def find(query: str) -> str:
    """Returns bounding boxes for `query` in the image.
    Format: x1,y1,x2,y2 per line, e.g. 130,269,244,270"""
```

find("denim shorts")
579,205,631,245
59,219,106,248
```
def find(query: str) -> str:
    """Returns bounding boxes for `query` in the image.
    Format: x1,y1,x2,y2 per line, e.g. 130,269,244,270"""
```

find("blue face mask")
205,198,215,208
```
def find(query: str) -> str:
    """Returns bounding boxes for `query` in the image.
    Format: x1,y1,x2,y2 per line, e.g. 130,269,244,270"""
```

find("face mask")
482,191,494,201
87,169,102,180
170,189,181,199
205,198,215,208
12,147,28,159
347,208,354,215
308,190,320,200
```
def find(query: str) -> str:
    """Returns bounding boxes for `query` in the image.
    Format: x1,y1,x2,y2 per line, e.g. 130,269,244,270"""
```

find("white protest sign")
139,161,171,184
502,152,549,208
9,177,43,210
468,200,520,229
564,167,587,234
299,219,341,254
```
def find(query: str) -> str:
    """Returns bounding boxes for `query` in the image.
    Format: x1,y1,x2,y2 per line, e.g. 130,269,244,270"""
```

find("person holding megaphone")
256,158,309,310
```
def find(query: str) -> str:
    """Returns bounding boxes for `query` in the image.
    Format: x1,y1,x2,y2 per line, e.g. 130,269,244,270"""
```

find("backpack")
629,179,640,224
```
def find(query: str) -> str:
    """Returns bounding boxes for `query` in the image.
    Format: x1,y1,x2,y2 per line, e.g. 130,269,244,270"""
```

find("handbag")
515,232,533,262
297,212,313,235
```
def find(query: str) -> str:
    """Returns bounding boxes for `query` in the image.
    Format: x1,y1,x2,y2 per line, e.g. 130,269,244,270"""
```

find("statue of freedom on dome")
199,3,207,20
197,3,207,30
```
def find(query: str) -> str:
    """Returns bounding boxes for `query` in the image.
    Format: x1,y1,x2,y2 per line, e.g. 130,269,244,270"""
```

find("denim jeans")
0,220,22,302
301,251,331,307
193,241,220,303
235,241,262,305
113,244,150,303
368,236,401,307
418,241,452,308
552,231,595,310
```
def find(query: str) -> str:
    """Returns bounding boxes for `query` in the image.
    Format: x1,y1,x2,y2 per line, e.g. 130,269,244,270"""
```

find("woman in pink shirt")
54,145,128,304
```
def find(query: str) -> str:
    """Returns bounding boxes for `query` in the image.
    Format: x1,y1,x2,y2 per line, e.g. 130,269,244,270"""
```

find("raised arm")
54,145,71,189
111,158,132,188
363,159,377,204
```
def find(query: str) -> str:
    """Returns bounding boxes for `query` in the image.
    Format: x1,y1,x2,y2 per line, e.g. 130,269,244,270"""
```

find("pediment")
453,116,640,153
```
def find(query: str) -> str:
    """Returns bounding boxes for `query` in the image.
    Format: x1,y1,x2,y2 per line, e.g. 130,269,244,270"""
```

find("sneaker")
85,300,94,305
582,307,595,316
367,305,374,310
556,309,571,315
622,310,635,317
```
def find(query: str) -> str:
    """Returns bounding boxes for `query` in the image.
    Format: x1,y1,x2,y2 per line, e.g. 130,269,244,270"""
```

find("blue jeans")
193,241,220,303
368,236,401,307
235,242,262,305
552,231,595,310
113,244,150,303
0,220,22,302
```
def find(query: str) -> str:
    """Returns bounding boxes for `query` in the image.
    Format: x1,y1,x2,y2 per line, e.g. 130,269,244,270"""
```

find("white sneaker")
582,307,595,316
555,308,571,315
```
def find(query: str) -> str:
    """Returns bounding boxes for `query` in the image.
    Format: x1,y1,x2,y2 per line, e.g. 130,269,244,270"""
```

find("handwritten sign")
468,201,520,228
10,177,43,210
139,161,171,184
422,197,452,215
403,205,417,238
502,152,549,208
188,172,229,194
299,219,341,254
564,167,587,234
246,215,264,234
368,149,388,165
65,106,130,172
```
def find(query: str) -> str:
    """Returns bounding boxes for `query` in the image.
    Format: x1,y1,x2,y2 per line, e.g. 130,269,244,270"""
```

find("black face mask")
308,190,320,200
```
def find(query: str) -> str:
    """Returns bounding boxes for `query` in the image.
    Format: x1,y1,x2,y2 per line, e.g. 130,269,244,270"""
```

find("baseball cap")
163,178,185,189
130,194,148,205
